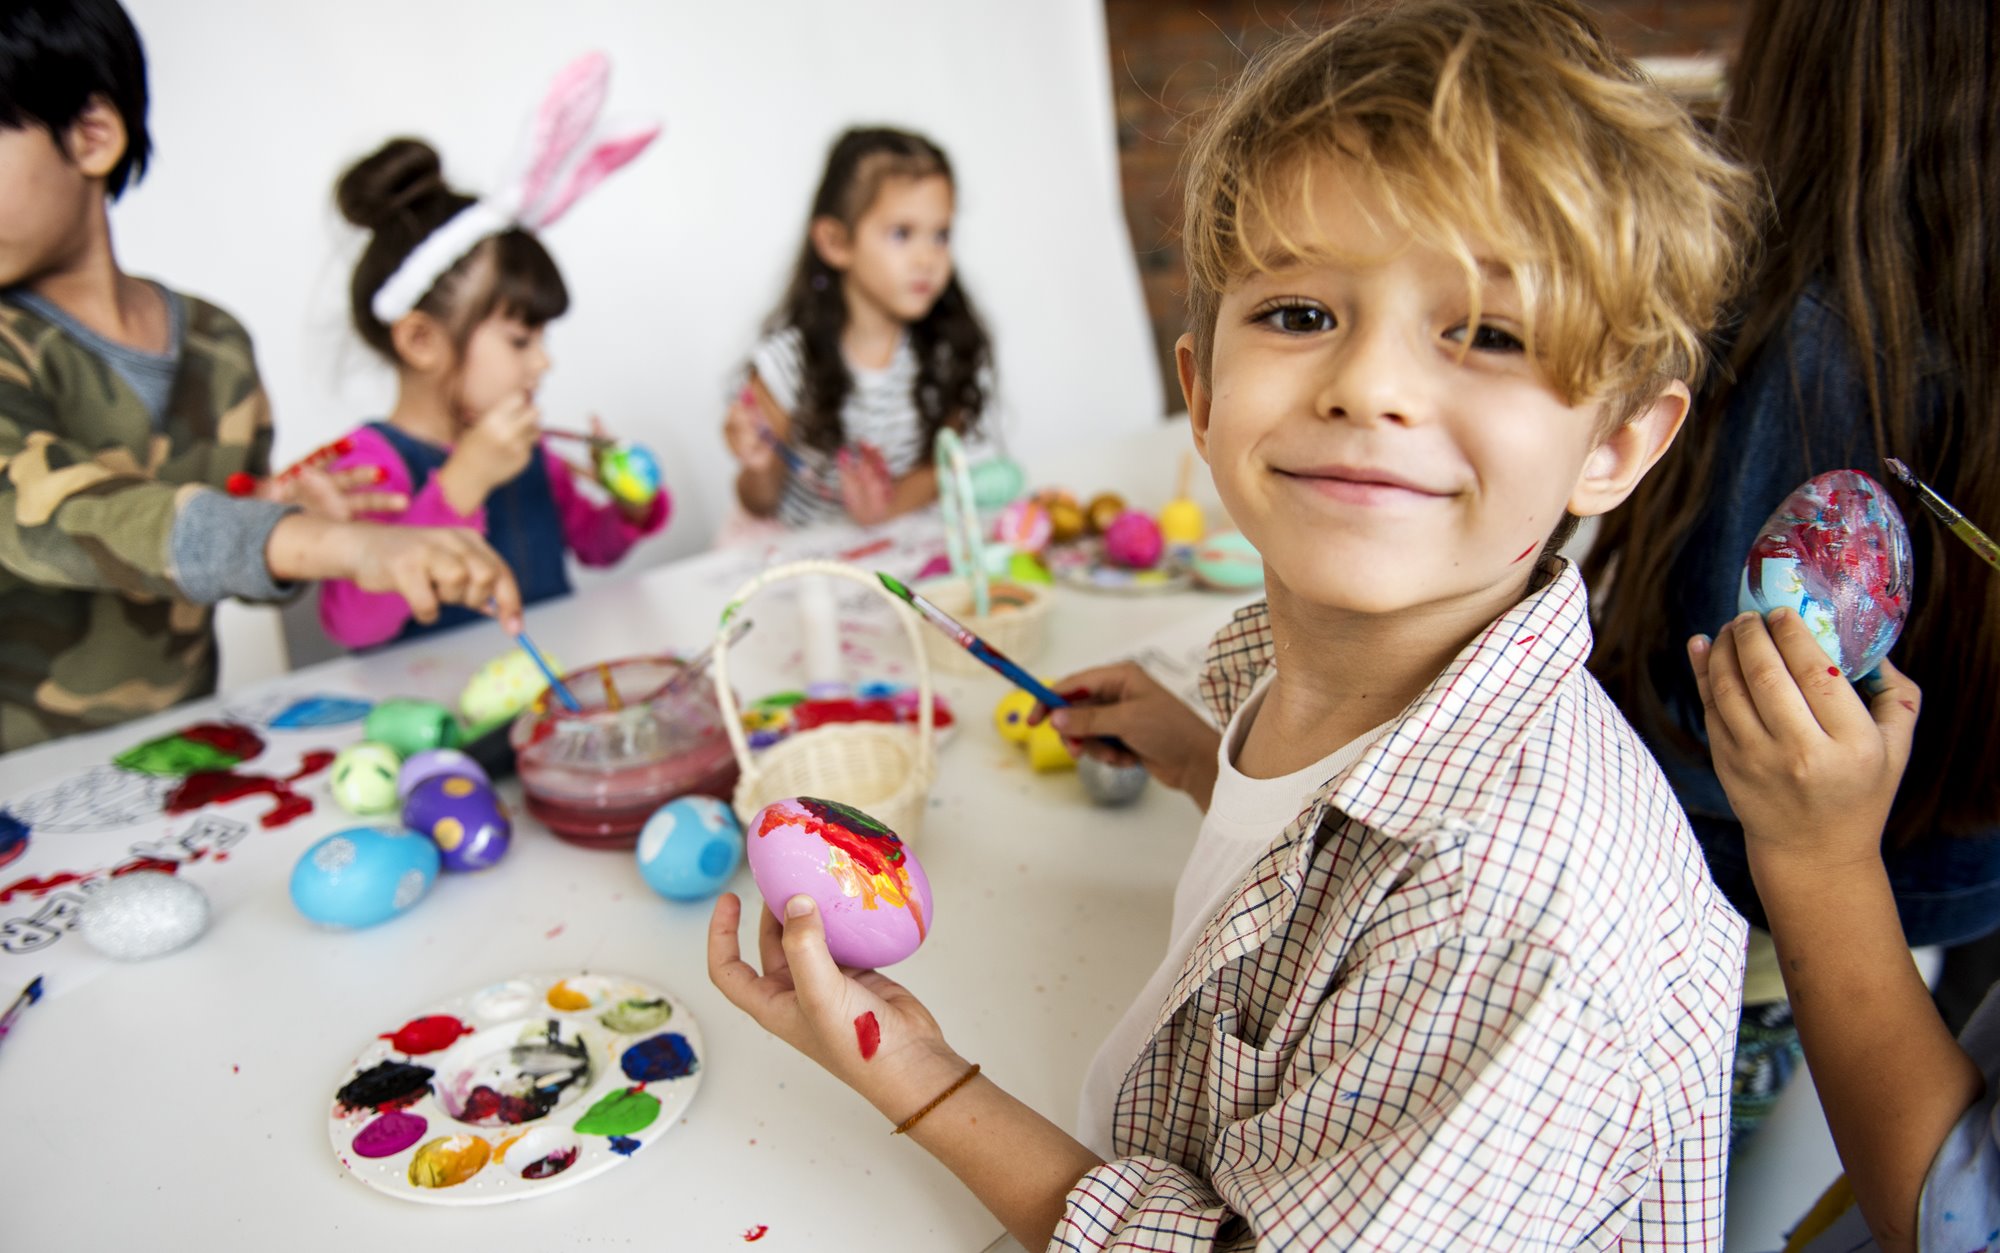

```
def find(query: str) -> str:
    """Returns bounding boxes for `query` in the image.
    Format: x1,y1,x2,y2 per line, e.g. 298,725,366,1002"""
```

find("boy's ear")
1568,379,1690,518
62,95,129,183
1175,333,1213,464
389,313,451,373
808,216,854,272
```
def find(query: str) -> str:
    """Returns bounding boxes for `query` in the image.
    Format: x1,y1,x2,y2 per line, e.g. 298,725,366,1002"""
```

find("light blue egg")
635,796,743,902
290,826,440,929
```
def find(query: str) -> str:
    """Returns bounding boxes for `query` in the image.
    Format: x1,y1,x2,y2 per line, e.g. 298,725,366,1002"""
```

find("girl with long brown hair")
1587,0,2000,1139
721,127,994,528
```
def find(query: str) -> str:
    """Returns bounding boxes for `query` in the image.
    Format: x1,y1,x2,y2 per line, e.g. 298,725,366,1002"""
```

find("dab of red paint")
0,856,186,904
1514,635,1538,647
165,749,334,828
743,1226,769,1243
380,1015,473,1055
1828,666,1840,677
854,1011,881,1061
1512,543,1536,564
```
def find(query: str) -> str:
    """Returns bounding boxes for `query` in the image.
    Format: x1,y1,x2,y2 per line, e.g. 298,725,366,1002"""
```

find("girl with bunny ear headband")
315,52,672,652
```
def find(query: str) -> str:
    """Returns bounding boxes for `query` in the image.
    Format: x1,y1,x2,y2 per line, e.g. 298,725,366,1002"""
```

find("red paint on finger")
854,1011,881,1061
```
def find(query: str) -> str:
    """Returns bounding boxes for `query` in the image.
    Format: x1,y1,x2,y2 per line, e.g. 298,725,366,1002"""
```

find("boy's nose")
1317,327,1424,427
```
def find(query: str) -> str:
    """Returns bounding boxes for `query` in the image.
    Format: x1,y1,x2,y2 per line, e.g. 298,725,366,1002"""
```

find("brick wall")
1106,1,1743,412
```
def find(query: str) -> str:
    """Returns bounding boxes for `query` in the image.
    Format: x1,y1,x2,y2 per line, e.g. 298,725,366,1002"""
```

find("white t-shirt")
1076,671,1390,1157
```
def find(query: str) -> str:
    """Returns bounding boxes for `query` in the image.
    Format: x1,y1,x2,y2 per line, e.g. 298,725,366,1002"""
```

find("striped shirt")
750,327,931,527
1053,560,1748,1250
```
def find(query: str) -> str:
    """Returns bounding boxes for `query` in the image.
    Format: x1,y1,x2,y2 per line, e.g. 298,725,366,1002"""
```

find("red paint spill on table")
545,923,566,939
742,1226,769,1242
165,749,334,828
1,856,187,904
854,1011,881,1061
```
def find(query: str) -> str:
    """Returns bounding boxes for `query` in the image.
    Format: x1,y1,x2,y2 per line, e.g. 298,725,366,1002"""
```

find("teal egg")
290,826,440,929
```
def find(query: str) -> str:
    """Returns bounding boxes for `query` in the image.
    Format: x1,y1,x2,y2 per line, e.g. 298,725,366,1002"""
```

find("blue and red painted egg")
402,775,512,872
1739,470,1913,679
744,797,933,968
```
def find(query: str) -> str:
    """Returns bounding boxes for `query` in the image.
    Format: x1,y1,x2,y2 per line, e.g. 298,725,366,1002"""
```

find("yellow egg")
1045,500,1086,544
1026,722,1077,772
1085,493,1127,536
1159,499,1205,545
993,689,1038,743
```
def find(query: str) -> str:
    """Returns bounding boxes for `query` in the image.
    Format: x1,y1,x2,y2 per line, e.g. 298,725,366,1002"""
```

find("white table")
0,426,1250,1249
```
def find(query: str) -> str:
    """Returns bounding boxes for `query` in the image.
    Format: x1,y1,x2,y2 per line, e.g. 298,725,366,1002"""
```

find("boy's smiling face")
1184,158,1687,620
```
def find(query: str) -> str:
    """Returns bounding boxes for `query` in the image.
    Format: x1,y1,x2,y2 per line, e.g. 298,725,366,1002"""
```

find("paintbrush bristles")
1884,457,1917,489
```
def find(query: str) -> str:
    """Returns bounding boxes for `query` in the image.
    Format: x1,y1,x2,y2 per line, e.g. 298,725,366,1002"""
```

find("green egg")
363,699,460,758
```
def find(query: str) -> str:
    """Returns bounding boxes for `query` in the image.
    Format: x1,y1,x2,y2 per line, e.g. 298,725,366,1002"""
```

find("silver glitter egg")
1078,755,1150,807
78,872,211,961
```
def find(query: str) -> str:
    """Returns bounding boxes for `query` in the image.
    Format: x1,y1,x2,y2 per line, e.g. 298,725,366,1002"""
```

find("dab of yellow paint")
546,979,591,1011
408,1134,491,1188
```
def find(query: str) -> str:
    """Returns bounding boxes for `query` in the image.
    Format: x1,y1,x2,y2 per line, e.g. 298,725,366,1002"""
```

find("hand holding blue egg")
597,443,662,509
1738,469,1913,679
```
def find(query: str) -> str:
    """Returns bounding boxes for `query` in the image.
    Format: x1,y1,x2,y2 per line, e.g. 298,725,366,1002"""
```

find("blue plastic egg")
290,826,441,929
635,796,743,902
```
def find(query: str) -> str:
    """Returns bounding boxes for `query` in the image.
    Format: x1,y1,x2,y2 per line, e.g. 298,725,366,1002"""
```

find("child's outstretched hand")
345,524,525,633
262,464,408,521
707,892,969,1118
440,393,541,512
1032,661,1222,809
838,443,893,526
1689,607,1920,872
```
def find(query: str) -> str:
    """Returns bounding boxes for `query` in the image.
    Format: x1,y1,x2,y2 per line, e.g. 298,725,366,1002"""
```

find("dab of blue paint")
620,1032,699,1082
271,696,373,729
0,810,28,868
608,1136,640,1156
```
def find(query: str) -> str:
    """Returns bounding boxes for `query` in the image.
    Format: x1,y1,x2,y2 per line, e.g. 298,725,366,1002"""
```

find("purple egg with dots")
1104,511,1164,570
635,796,742,902
397,748,488,799
402,775,512,872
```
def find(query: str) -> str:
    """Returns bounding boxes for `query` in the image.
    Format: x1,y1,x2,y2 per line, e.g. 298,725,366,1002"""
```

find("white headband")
367,51,659,326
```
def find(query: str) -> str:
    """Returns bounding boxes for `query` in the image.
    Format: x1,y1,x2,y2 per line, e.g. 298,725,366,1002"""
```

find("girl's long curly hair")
768,127,992,456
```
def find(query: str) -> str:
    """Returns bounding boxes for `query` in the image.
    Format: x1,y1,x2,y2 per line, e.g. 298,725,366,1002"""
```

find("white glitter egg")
78,871,211,961
1077,755,1150,807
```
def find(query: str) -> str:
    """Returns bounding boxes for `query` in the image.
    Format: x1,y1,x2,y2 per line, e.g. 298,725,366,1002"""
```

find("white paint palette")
327,971,703,1205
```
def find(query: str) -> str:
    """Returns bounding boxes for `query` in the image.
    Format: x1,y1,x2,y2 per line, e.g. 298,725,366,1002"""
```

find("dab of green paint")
599,997,672,1034
573,1086,660,1137
115,736,243,777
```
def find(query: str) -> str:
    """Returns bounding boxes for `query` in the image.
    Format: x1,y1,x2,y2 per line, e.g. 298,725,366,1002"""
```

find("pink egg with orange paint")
744,797,934,968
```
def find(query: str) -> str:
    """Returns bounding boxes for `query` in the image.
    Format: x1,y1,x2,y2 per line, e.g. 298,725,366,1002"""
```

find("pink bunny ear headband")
370,51,660,324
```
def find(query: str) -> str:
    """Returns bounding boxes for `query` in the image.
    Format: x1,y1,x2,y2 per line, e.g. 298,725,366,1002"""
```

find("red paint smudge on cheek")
1512,543,1535,564
854,1011,881,1061
743,1225,770,1242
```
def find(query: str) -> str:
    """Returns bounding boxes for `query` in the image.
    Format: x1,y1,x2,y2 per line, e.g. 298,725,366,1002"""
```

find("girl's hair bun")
337,138,454,231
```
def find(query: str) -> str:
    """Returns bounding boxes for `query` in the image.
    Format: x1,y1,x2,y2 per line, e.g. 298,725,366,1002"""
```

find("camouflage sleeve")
0,345,204,601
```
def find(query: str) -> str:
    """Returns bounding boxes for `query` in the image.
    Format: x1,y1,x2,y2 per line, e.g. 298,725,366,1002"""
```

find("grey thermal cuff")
169,489,299,604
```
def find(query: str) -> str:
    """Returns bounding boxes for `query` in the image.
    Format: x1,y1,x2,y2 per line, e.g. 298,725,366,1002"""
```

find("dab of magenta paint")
352,1110,428,1158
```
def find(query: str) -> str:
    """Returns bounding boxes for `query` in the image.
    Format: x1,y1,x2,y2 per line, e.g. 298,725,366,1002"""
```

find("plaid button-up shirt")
1052,563,1747,1250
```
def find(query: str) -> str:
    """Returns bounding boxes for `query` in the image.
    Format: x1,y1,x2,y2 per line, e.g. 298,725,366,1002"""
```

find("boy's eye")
1257,304,1333,334
1446,322,1525,353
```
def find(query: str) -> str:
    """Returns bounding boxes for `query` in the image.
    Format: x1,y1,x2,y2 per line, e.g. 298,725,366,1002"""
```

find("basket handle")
711,558,936,785
934,428,988,617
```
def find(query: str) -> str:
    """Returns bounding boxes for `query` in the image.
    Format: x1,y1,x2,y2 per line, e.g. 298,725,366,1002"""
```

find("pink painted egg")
1104,511,1164,569
744,797,933,968
1738,470,1912,679
994,500,1053,554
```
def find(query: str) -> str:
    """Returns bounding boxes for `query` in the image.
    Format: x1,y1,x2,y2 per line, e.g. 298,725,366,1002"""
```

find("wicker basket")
712,559,936,840
913,576,1050,677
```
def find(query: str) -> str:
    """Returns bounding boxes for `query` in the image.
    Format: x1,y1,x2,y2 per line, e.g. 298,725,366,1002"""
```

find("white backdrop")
115,0,1163,576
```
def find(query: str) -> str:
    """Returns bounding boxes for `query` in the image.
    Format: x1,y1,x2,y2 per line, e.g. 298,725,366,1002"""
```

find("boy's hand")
707,892,967,1120
1689,607,1920,874
440,393,540,509
1032,661,1222,808
345,524,524,633
262,465,407,520
838,443,893,526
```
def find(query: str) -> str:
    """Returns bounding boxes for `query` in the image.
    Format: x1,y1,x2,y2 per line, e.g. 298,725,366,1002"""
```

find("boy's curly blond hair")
1182,0,1759,422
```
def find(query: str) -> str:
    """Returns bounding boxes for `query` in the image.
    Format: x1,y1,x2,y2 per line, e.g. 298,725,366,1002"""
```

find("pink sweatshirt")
317,424,668,648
